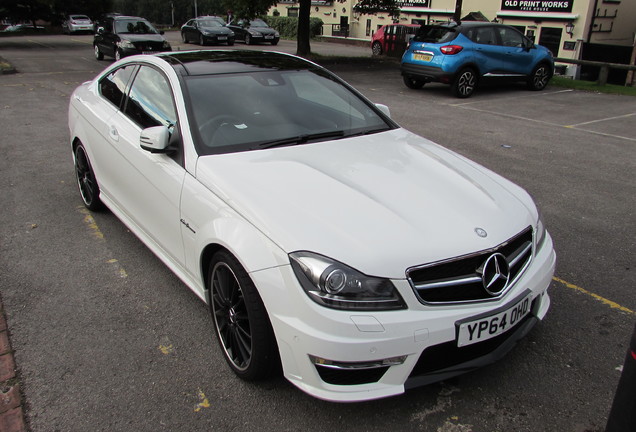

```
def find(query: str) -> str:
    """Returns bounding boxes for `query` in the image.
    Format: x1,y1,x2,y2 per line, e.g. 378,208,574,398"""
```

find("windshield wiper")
344,127,391,138
257,130,345,149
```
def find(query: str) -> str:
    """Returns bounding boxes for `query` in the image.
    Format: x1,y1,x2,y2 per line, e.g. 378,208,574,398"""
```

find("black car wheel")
94,45,103,61
452,67,477,98
227,39,234,46
199,34,206,46
527,63,551,91
271,39,278,46
74,143,103,211
115,49,122,62
181,32,188,43
372,42,383,56
208,250,279,380
403,76,425,89
245,34,252,45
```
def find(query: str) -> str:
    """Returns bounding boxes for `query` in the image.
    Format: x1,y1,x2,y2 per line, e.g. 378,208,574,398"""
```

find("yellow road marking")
194,389,210,412
77,206,104,240
553,277,634,315
159,344,174,355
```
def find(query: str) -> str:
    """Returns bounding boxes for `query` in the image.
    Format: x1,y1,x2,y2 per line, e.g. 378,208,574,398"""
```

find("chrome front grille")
407,227,533,305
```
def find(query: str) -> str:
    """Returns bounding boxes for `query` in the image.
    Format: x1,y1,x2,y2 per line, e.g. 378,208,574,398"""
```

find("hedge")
263,16,324,39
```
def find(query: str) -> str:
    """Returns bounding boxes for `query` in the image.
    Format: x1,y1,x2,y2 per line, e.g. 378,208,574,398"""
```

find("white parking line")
567,112,636,127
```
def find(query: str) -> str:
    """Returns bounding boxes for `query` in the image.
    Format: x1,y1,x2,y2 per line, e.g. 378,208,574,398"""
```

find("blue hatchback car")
401,22,554,98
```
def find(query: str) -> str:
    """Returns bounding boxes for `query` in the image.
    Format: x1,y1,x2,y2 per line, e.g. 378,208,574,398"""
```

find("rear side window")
99,65,136,108
413,26,456,43
466,27,497,45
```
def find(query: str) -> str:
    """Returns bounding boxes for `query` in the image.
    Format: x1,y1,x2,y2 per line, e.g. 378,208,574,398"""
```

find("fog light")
309,354,407,370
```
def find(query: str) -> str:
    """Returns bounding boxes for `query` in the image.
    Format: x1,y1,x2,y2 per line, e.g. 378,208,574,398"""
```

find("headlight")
162,41,171,49
535,210,547,249
290,251,406,311
274,31,280,37
249,30,262,36
229,31,235,36
117,40,135,49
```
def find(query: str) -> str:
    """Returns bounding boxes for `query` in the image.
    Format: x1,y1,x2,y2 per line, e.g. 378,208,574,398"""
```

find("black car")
94,15,171,62
227,19,279,45
181,17,235,46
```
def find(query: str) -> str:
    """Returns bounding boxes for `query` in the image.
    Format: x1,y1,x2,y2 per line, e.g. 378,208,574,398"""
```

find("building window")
288,8,298,17
366,19,371,36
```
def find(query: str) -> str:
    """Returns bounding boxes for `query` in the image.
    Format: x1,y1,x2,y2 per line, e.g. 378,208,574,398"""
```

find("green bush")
263,16,324,39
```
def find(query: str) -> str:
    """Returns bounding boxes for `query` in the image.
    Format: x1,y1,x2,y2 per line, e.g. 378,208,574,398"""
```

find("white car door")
105,65,186,266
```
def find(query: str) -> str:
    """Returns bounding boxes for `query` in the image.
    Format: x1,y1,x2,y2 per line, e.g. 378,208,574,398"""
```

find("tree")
0,0,51,26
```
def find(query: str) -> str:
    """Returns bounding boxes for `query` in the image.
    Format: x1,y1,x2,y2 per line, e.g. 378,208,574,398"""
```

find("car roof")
157,50,320,76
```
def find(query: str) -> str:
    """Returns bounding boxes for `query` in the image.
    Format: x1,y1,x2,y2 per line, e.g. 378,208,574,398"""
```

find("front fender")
180,173,288,298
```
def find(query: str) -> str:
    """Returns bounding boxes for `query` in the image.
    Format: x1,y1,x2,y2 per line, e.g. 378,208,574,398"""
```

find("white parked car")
68,50,555,402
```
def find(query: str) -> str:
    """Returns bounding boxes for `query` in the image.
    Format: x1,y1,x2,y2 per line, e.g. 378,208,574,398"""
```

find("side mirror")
140,126,170,153
375,103,391,119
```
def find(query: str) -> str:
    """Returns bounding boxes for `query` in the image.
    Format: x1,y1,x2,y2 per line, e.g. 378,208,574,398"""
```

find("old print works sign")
397,1,431,7
501,0,573,13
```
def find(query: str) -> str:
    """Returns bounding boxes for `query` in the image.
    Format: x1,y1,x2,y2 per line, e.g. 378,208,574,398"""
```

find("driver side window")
124,66,177,130
498,27,525,47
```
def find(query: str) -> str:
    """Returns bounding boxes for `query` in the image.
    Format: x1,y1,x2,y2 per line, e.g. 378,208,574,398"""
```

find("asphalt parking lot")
0,33,634,432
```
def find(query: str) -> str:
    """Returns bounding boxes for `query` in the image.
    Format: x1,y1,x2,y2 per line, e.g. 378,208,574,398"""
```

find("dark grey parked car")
181,17,235,46
227,19,279,45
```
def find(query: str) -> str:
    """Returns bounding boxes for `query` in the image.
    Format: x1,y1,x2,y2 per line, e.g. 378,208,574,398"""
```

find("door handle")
109,125,119,142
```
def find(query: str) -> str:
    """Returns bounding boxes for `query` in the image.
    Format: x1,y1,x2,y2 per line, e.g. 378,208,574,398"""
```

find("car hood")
249,27,276,34
195,128,537,278
119,33,166,43
200,26,232,35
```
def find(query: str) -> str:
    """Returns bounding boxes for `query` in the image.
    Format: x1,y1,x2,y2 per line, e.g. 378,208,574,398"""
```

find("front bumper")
120,47,172,58
203,34,235,44
254,233,556,402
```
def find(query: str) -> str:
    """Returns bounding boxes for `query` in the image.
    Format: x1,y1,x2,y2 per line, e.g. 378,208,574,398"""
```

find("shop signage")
501,0,573,13
397,0,431,7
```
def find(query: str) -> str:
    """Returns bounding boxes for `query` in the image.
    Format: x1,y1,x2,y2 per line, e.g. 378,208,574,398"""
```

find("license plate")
413,53,432,62
218,36,227,40
457,292,532,347
264,35,274,39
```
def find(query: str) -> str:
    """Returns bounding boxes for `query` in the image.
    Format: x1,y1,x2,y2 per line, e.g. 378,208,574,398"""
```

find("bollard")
605,322,636,432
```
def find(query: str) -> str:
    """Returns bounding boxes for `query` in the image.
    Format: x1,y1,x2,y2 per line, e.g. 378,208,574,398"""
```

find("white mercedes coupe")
69,50,556,402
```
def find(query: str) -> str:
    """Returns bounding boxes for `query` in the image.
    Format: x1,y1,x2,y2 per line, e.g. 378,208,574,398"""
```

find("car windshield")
412,25,457,43
184,68,392,155
115,19,158,34
249,19,268,28
71,15,90,21
199,20,223,28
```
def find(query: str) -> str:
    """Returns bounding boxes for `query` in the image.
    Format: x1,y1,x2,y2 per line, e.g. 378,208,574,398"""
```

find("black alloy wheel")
245,34,252,45
527,63,551,91
199,34,206,46
181,32,187,43
403,75,425,89
94,45,104,60
74,144,103,211
208,251,279,380
452,67,477,98
372,42,382,56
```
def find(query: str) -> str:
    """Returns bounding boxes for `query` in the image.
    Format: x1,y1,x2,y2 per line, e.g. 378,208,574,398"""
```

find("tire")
372,42,382,56
527,63,551,91
115,49,122,62
74,144,104,211
227,40,234,46
208,251,279,381
199,34,206,46
94,45,103,61
271,39,278,46
403,75,425,89
451,67,478,98
245,34,252,45
181,32,187,43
